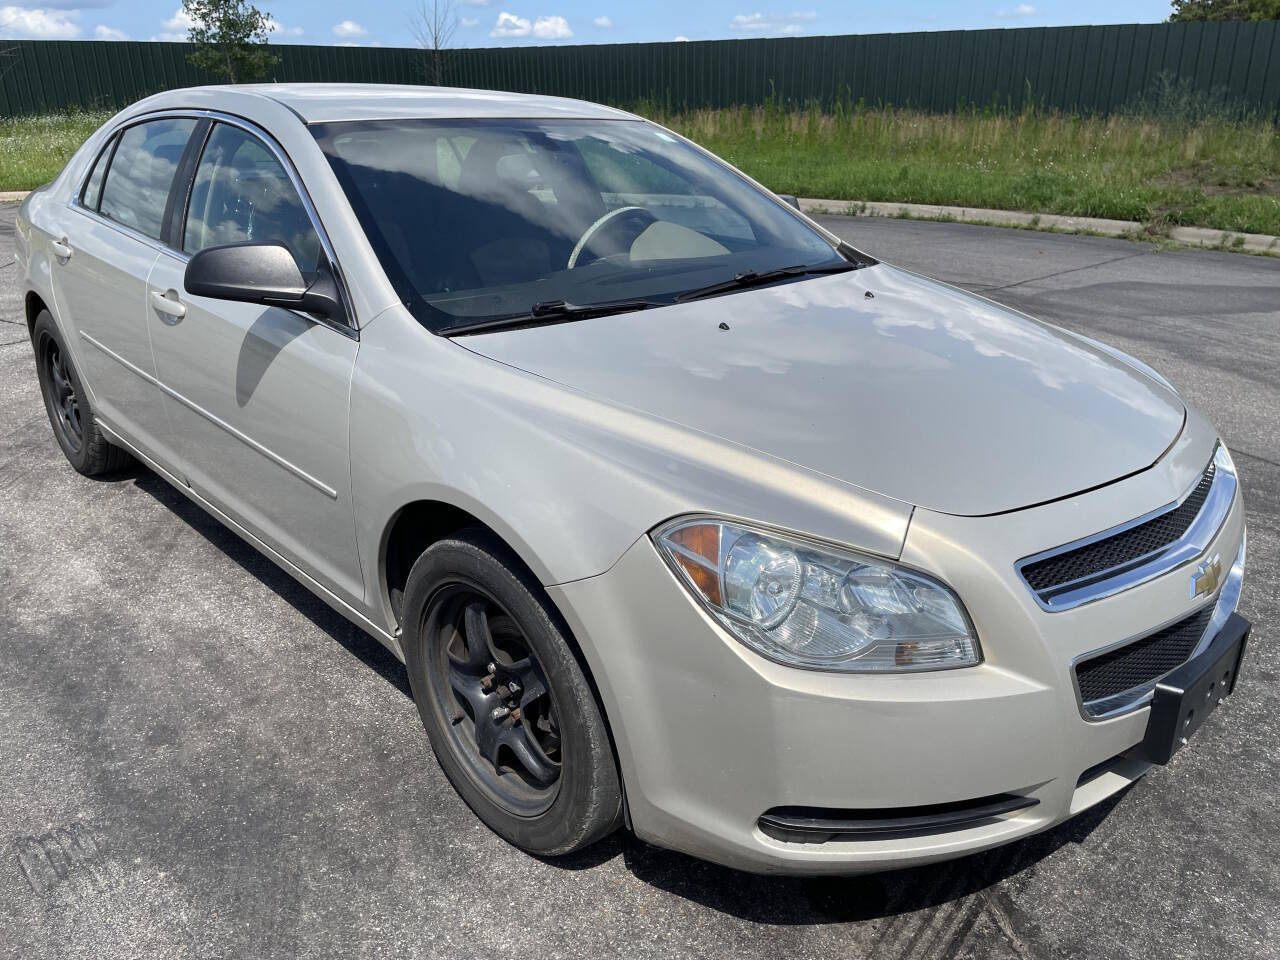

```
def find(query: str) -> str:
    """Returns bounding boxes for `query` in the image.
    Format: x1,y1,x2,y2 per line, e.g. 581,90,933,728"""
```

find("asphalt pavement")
2,204,1278,960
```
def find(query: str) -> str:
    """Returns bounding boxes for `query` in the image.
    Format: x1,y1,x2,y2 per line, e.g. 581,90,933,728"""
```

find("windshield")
311,118,850,333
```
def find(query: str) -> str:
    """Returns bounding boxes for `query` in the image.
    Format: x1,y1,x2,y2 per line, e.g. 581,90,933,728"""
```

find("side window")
99,118,197,240
80,134,116,211
183,123,323,274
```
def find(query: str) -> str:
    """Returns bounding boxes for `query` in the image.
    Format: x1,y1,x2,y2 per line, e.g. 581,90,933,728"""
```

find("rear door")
48,117,200,466
145,120,364,602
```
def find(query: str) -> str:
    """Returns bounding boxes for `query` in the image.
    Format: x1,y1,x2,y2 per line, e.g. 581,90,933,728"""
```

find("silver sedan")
17,84,1249,874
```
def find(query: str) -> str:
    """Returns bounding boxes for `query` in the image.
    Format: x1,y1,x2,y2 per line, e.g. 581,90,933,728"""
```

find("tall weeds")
636,100,1280,235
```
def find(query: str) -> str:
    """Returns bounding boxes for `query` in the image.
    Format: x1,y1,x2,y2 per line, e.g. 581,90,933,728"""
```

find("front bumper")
548,442,1248,875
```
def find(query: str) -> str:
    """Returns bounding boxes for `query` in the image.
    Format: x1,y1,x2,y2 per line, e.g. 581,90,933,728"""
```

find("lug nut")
507,680,521,697
491,706,510,720
486,662,496,674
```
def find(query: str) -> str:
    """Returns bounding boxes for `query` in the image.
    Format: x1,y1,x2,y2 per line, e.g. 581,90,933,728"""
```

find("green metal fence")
2,21,1278,119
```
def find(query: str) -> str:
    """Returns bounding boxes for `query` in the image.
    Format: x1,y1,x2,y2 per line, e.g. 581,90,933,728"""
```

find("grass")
1,104,1278,238
648,103,1280,237
0,110,112,192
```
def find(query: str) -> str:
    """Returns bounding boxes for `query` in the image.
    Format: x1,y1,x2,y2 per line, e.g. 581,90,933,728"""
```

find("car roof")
167,83,637,124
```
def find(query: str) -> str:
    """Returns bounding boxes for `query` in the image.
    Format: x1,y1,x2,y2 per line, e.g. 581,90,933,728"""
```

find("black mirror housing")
184,242,344,322
778,194,802,211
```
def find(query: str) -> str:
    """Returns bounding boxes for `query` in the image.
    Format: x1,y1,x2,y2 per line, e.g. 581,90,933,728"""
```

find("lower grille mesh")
1075,606,1213,706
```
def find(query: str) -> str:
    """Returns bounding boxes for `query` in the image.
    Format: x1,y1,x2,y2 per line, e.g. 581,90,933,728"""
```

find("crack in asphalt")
1231,447,1280,472
981,250,1154,293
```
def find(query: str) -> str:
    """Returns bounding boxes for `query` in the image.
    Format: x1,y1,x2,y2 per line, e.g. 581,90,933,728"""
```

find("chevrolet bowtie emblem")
1191,553,1222,600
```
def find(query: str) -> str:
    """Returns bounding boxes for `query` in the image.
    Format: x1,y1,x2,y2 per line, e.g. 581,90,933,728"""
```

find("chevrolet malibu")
17,84,1250,874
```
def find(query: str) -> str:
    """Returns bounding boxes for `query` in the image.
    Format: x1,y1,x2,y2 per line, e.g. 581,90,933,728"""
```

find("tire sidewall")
401,531,620,855
33,311,90,472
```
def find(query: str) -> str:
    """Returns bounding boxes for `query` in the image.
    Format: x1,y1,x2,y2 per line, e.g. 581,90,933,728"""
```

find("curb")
0,191,30,202
798,197,1280,256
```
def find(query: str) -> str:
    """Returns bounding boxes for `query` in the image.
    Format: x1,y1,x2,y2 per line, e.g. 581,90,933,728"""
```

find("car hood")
458,264,1185,516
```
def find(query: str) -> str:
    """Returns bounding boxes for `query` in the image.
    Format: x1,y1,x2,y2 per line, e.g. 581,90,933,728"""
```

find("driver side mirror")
777,194,802,211
184,242,344,322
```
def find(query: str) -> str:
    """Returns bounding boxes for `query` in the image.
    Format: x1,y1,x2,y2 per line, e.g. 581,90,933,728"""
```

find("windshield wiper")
440,298,657,336
674,261,858,304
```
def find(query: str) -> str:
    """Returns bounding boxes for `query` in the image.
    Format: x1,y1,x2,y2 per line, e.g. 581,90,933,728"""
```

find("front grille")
1022,455,1216,595
1075,606,1213,710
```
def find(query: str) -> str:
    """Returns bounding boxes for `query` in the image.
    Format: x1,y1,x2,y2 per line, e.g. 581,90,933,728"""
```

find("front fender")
349,307,913,632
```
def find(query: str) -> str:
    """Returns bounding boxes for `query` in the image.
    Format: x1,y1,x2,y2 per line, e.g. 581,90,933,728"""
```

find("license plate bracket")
1136,612,1250,766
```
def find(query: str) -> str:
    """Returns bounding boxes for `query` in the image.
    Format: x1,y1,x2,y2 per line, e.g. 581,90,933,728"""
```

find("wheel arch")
25,290,49,339
379,496,556,629
380,496,629,819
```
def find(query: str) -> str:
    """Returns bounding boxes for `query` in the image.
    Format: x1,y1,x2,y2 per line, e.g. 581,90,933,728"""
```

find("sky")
0,1,1179,46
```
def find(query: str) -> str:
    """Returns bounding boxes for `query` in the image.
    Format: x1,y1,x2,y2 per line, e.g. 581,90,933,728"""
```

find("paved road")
2,205,1278,960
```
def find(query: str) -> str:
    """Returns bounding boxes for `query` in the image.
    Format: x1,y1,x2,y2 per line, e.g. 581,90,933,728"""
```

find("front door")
146,121,364,603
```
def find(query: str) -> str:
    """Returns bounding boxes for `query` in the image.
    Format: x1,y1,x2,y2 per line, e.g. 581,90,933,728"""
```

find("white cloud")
996,3,1036,16
150,6,192,40
337,40,380,46
94,24,127,40
532,14,571,38
0,5,80,38
162,7,194,31
592,15,612,27
332,19,366,37
673,34,688,41
265,16,303,37
490,11,530,36
489,11,573,39
461,16,479,27
728,11,816,33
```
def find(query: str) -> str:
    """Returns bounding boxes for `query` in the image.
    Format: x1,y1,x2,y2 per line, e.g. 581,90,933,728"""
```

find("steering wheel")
567,206,658,269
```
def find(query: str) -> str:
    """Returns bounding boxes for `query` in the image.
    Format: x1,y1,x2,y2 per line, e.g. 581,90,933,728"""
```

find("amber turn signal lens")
667,522,722,607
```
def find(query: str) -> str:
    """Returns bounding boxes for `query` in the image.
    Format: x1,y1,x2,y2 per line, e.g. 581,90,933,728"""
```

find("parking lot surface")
2,203,1278,960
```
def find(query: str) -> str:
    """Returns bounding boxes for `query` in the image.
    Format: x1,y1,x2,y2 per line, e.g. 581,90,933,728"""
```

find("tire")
401,528,622,856
32,310,130,477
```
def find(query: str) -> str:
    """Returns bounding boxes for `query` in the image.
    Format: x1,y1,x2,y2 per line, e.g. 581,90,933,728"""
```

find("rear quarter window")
80,134,116,211
98,118,197,240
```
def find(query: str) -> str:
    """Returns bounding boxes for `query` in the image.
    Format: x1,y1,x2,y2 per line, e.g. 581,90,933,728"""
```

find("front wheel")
402,529,622,856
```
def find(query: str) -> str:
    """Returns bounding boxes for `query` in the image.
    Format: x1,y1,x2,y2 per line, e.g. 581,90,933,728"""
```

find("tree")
409,0,458,87
183,0,280,84
1169,0,1280,20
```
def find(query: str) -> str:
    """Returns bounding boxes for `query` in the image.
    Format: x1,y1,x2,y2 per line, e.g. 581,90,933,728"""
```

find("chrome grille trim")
1016,446,1235,612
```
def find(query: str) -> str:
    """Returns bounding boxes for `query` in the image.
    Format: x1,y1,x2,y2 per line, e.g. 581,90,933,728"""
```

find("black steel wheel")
41,334,83,453
32,310,131,477
402,528,622,856
425,586,562,815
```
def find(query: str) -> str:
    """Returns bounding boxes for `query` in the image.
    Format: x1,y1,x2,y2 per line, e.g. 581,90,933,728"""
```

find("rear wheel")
402,529,622,855
32,310,130,476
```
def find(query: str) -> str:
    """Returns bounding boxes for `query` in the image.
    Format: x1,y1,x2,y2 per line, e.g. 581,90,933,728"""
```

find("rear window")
99,118,197,240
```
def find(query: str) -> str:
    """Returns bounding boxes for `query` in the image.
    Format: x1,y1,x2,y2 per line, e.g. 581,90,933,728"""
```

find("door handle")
50,238,72,260
150,290,187,320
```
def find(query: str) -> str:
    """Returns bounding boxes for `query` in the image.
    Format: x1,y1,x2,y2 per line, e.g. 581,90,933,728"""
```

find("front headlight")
653,517,981,672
